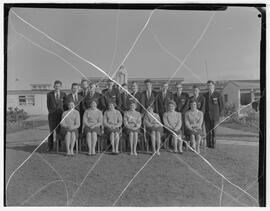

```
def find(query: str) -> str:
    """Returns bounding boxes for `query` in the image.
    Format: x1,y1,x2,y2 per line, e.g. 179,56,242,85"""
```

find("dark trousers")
204,117,218,148
48,112,62,150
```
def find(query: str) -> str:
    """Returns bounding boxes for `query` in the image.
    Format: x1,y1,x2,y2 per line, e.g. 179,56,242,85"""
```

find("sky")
7,6,261,90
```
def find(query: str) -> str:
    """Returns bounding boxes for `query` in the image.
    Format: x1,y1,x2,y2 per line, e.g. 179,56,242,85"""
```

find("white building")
7,84,52,115
222,80,260,114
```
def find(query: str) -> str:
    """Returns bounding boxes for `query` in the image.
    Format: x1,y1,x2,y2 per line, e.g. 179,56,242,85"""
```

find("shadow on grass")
6,142,67,157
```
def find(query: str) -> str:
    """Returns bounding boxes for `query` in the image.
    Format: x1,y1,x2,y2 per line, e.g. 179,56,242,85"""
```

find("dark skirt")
146,126,163,134
125,127,140,133
168,129,182,137
186,128,204,137
60,127,78,138
84,126,101,135
104,126,120,135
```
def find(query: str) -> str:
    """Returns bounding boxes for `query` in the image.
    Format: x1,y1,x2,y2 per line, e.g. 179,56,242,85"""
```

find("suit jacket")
83,92,105,112
64,93,83,111
47,91,66,114
78,89,89,114
102,88,122,111
173,92,190,114
204,91,224,121
190,94,205,114
140,90,158,114
129,91,142,113
156,91,174,116
121,92,130,112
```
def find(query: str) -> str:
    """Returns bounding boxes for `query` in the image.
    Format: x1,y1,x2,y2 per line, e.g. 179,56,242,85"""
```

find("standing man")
157,83,173,121
173,82,190,137
102,79,122,111
120,83,129,113
64,83,82,112
85,83,105,111
190,85,205,114
140,79,158,115
204,80,223,148
78,79,89,134
47,80,66,152
129,81,142,112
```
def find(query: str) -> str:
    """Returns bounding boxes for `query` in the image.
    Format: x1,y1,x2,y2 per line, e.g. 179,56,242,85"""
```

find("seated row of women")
60,98,204,156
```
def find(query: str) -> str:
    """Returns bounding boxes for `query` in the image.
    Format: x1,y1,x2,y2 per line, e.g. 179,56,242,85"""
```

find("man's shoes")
46,148,53,152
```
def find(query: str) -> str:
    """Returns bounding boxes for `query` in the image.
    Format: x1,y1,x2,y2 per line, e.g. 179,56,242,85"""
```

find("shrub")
7,107,29,123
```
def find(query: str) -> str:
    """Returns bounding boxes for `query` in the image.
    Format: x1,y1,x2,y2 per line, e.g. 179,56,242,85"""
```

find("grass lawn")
5,136,259,206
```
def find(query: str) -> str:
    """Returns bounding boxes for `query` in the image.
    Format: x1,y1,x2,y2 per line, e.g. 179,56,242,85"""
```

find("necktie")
74,95,77,102
56,92,59,100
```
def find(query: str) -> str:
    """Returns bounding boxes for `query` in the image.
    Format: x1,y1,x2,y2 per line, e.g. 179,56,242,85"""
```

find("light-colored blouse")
61,109,80,129
163,111,182,130
185,109,203,130
103,109,122,128
83,108,103,128
143,112,161,128
124,110,142,130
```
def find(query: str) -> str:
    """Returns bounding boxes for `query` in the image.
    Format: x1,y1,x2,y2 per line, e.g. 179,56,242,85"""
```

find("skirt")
186,128,204,137
104,127,120,135
168,129,182,136
125,127,140,133
60,127,78,138
146,126,163,134
84,126,101,135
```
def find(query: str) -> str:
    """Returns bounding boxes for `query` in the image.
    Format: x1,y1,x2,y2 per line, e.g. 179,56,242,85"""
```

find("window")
27,95,35,105
18,96,26,105
18,95,35,106
224,94,228,103
240,92,251,106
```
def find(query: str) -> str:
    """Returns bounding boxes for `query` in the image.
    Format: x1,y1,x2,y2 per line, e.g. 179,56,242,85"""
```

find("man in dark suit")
190,85,205,114
102,79,122,111
78,79,89,134
128,81,142,112
156,83,173,121
173,82,190,137
140,79,158,115
64,83,83,112
120,83,129,113
47,80,66,151
204,80,224,148
85,83,105,111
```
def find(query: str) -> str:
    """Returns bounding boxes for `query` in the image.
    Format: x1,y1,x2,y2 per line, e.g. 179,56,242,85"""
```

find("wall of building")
7,94,48,115
222,82,240,110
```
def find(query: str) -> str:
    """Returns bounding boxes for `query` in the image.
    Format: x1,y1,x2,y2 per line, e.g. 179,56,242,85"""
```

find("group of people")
47,78,223,156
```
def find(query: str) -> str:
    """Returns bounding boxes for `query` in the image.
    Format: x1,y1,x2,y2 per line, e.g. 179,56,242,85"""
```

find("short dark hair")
107,79,113,83
207,80,215,85
176,82,182,87
144,79,152,84
122,83,127,87
81,79,89,84
54,80,62,86
71,83,79,88
189,99,197,105
67,99,75,104
193,85,199,89
131,81,137,85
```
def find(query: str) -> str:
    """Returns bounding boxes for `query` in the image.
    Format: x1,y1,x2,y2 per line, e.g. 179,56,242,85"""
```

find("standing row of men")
47,78,223,152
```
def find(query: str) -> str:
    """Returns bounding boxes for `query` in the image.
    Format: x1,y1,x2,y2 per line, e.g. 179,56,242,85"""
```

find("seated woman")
185,99,204,153
163,100,183,154
143,104,163,155
83,99,103,156
60,100,80,156
124,100,142,156
103,101,122,154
